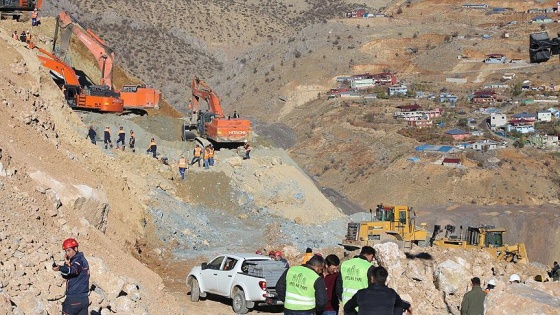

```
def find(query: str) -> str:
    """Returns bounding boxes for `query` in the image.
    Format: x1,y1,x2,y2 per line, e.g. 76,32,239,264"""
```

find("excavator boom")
53,11,160,109
186,77,252,143
30,42,123,113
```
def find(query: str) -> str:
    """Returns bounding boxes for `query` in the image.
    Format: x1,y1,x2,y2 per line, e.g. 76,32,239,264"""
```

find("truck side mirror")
201,263,208,270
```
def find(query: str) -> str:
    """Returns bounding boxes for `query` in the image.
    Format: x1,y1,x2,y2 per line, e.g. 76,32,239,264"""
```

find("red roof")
486,54,504,58
443,158,461,164
473,90,496,96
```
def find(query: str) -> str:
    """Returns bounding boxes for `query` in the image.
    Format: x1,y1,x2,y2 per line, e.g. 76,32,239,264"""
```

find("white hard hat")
509,274,521,282
488,279,497,286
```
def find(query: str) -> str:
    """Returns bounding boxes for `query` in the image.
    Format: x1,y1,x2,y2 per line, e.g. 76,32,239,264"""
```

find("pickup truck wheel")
190,278,200,302
232,290,249,314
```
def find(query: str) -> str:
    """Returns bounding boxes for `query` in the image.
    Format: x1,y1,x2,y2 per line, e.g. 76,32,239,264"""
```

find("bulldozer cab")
341,205,429,250
466,227,504,248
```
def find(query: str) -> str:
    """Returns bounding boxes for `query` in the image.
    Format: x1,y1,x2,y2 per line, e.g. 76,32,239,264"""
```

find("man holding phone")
52,238,90,315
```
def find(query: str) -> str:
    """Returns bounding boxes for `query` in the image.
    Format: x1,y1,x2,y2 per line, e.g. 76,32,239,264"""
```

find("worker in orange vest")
203,145,211,169
31,8,39,26
207,144,215,166
146,138,157,158
103,126,113,149
191,144,202,167
178,155,187,180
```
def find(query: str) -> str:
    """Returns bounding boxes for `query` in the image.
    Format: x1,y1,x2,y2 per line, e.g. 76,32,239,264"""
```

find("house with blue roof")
445,128,471,140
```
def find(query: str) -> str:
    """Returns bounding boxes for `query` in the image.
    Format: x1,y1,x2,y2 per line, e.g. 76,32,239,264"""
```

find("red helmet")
268,251,276,256
255,250,262,255
275,251,282,257
62,238,79,250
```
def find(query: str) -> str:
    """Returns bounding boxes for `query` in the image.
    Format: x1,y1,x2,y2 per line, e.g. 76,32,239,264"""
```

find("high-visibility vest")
12,33,18,40
119,130,125,136
208,148,214,158
284,266,319,311
203,148,211,160
149,140,156,147
178,158,187,168
194,147,201,157
340,258,371,305
301,253,314,265
25,33,31,41
32,11,38,19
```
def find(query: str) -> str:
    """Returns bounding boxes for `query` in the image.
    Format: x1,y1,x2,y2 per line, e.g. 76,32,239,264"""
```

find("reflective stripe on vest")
284,266,319,311
208,148,214,157
340,258,371,305
179,158,186,168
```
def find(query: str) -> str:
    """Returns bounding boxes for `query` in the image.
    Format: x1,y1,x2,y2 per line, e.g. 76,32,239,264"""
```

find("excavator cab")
63,85,81,106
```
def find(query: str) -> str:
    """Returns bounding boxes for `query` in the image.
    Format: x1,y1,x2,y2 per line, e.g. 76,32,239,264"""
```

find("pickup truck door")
216,257,239,296
201,255,225,293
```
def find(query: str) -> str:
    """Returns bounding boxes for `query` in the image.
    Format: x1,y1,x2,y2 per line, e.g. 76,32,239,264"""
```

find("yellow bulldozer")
429,224,529,264
340,205,430,250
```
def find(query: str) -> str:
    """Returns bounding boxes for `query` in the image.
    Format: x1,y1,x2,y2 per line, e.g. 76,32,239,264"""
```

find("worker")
116,127,126,150
344,266,411,315
25,30,31,44
275,251,289,268
336,245,376,306
484,279,496,294
85,126,96,145
129,130,136,153
460,277,485,315
19,31,26,42
203,145,212,169
549,261,560,281
178,154,187,180
12,30,18,40
243,140,252,160
52,238,90,315
103,126,113,149
207,144,215,166
277,255,327,315
322,254,340,315
191,144,202,167
302,247,314,264
31,8,39,27
269,250,278,260
233,110,239,118
509,274,521,284
146,138,157,158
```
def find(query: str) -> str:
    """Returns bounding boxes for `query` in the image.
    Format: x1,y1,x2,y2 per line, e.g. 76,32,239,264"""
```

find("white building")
490,112,507,129
537,110,552,122
351,79,376,90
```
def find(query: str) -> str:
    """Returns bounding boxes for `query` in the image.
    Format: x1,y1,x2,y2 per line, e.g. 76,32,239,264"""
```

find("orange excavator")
0,0,41,19
29,42,123,112
53,11,160,110
182,77,252,143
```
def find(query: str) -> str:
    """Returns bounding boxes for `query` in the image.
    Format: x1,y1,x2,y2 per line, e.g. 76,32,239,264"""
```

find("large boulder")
485,282,560,314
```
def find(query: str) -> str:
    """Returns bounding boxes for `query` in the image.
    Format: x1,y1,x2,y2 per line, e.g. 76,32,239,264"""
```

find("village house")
440,93,459,103
472,139,498,151
408,119,433,129
531,134,559,147
445,128,471,140
442,158,462,167
471,90,497,103
388,84,408,96
372,72,397,85
490,112,507,130
513,112,537,120
532,15,554,24
339,91,361,98
537,110,552,122
548,108,560,118
462,4,488,9
344,9,367,18
484,54,506,63
484,82,509,89
351,79,376,90
507,118,536,134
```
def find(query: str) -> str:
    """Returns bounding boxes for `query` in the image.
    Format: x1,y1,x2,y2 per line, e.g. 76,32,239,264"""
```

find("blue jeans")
209,157,214,166
203,159,209,169
179,168,185,180
321,311,338,315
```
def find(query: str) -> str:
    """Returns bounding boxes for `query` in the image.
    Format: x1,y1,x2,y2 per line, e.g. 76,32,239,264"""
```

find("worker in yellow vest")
191,144,202,167
178,155,187,180
336,246,376,307
31,8,39,26
146,138,157,158
277,255,327,315
301,247,314,264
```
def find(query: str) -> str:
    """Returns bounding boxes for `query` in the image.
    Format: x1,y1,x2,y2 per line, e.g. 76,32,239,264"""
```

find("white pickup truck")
186,253,287,314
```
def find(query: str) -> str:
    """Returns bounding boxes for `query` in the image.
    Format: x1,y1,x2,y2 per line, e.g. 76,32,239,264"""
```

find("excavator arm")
29,43,80,86
53,11,114,88
191,77,224,118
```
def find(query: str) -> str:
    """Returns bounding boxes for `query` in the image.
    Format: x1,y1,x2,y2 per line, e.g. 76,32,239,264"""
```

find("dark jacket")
87,129,96,140
343,283,409,315
460,286,486,315
276,264,327,312
59,252,90,298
